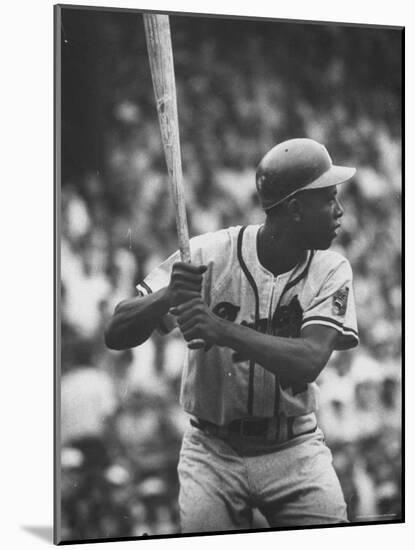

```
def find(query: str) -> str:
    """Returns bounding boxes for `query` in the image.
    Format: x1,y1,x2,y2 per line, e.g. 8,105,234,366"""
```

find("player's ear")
286,197,302,222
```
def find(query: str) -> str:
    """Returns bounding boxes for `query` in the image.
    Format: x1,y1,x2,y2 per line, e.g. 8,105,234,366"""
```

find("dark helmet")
256,138,356,210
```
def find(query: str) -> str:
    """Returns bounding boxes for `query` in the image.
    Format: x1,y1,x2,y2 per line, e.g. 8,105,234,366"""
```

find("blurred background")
58,6,402,542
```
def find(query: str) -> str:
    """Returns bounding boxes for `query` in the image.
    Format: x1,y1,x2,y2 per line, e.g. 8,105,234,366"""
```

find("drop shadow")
21,525,54,543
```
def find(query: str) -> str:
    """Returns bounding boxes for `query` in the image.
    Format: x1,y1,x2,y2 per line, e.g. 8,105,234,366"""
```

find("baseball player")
105,138,359,532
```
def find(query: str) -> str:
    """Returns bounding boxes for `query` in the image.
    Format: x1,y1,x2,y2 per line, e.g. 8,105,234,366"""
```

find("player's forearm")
105,287,171,350
218,321,325,384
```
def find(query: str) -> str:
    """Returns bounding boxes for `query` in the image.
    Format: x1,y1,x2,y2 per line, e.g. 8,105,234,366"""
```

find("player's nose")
334,198,344,219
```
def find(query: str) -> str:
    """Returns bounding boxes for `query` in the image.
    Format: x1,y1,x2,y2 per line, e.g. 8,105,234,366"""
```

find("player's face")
297,186,344,250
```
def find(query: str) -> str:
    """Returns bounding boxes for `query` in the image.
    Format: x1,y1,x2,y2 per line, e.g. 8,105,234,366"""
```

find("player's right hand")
168,262,207,307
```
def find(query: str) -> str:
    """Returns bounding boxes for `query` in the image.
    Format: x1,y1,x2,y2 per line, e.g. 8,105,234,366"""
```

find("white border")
3,1,410,548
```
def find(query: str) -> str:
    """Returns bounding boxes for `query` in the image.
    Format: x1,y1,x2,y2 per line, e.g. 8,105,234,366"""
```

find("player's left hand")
169,298,224,349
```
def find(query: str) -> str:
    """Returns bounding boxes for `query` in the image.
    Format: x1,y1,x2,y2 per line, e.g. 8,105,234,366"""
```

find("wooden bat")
143,13,205,350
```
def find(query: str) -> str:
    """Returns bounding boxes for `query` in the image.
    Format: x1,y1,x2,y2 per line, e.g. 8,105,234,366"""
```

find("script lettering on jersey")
212,302,240,321
213,296,307,395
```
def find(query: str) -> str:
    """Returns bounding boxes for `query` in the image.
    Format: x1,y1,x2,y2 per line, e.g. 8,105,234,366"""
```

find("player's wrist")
161,286,174,310
214,316,233,347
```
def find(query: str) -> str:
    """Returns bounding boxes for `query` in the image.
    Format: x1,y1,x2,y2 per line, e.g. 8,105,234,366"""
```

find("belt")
190,416,317,441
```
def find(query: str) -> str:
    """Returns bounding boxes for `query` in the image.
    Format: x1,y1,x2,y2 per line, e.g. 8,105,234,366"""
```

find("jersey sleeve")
135,229,233,334
136,249,180,334
301,258,359,350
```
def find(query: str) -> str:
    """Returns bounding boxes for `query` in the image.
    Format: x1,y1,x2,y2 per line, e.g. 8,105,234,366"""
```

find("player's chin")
313,234,335,250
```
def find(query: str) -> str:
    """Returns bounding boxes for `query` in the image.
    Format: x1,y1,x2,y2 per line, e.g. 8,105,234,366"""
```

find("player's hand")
169,297,223,349
168,262,207,307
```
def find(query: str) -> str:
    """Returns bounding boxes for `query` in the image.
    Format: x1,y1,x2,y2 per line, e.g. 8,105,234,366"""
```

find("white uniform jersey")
137,224,358,427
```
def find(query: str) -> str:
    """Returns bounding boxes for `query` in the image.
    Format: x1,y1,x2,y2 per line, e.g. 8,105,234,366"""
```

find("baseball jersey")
137,224,358,426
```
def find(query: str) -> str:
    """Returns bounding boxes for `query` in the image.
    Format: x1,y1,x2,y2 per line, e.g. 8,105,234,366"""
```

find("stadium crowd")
59,12,401,541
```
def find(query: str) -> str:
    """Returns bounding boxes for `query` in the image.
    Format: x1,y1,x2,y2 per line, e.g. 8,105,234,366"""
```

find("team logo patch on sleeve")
332,287,349,316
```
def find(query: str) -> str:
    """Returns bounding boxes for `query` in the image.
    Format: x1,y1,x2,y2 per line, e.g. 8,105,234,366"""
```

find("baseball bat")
143,13,205,350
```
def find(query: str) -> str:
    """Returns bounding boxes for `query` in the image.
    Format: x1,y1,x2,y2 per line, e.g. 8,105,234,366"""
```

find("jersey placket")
252,272,293,418
251,276,276,417
269,273,293,419
237,226,312,420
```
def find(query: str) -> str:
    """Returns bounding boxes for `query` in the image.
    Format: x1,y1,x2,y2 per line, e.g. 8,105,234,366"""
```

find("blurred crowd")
59,11,402,541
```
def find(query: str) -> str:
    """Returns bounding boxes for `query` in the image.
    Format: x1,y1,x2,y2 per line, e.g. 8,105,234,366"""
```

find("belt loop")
277,414,288,444
266,415,279,441
287,417,295,440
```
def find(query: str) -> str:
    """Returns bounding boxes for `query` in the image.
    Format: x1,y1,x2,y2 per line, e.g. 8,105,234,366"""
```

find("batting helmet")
256,138,356,210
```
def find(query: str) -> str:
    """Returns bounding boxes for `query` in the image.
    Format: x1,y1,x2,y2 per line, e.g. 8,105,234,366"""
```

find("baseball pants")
177,423,348,533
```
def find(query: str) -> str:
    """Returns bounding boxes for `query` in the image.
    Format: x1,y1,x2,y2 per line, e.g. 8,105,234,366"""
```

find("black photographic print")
54,4,403,545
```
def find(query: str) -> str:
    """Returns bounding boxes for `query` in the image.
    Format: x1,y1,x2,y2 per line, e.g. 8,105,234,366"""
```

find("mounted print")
54,3,403,544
